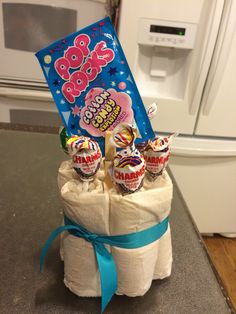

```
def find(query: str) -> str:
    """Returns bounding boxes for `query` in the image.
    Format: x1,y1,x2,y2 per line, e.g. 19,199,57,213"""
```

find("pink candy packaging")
36,17,154,155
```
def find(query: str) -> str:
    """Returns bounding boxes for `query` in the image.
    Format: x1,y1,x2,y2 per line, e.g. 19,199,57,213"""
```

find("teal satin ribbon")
40,215,169,313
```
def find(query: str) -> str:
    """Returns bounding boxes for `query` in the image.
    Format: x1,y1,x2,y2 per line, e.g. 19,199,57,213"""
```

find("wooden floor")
203,235,236,310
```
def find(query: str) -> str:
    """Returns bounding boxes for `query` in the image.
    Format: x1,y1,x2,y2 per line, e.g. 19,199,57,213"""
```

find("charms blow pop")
135,141,148,153
113,148,145,194
112,123,145,194
59,126,69,154
144,133,177,180
147,102,158,120
67,136,102,181
136,103,157,153
112,123,138,149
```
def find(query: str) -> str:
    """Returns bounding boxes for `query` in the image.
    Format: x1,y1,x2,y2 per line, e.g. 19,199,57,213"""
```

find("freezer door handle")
201,0,236,115
0,87,52,102
189,0,224,115
171,138,236,157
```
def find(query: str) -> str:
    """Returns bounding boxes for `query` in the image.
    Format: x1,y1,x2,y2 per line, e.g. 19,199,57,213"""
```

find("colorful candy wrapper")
111,123,138,149
67,136,102,181
113,147,145,194
135,102,157,153
147,102,158,120
135,141,148,153
112,123,145,194
144,133,177,180
59,126,69,154
35,17,154,156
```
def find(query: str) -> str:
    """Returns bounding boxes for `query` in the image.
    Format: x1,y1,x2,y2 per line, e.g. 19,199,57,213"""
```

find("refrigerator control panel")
138,18,197,49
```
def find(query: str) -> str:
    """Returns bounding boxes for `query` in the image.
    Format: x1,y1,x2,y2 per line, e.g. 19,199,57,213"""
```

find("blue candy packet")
36,17,154,154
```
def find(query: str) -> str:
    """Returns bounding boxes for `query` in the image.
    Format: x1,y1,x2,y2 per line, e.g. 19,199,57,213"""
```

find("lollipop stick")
104,131,116,190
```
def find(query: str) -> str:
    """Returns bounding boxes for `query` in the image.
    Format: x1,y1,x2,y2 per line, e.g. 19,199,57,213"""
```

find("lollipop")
67,136,102,181
136,103,157,153
144,133,176,180
112,123,145,194
147,102,158,120
135,141,148,153
112,123,138,149
59,126,69,154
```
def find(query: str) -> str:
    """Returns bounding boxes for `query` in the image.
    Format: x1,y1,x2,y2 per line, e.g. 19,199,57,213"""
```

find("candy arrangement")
59,123,175,193
37,17,176,314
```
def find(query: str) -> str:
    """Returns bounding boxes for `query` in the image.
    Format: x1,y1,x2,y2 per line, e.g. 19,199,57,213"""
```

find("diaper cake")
36,17,175,313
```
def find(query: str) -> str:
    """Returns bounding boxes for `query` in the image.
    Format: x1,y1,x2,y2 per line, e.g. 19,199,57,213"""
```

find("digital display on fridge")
150,25,186,36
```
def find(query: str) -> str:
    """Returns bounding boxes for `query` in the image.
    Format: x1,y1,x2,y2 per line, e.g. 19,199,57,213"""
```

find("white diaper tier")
58,160,173,297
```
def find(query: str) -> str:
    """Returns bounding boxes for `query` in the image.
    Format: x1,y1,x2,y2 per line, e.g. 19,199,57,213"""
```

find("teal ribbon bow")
40,215,169,313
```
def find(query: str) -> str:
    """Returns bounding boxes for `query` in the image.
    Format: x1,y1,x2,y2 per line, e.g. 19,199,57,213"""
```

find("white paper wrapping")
58,160,173,297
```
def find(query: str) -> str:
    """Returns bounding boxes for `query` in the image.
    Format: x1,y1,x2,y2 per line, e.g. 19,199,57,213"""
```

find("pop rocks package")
36,17,154,155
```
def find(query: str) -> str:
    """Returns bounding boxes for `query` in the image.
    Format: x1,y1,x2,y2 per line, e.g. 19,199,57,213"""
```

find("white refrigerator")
118,0,236,234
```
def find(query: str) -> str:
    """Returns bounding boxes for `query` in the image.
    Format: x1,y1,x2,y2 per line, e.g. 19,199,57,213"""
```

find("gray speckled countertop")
0,129,234,314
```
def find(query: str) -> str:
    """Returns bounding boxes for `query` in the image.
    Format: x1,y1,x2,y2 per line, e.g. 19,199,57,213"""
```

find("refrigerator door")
118,0,224,134
169,136,236,233
170,137,236,234
195,0,236,137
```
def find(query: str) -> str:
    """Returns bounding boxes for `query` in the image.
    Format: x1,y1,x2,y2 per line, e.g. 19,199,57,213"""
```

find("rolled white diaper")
110,172,173,296
58,161,109,297
144,171,173,280
58,160,78,191
153,225,172,279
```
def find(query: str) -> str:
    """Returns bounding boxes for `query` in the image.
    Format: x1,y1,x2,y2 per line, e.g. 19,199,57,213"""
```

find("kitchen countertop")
0,128,234,314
